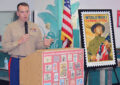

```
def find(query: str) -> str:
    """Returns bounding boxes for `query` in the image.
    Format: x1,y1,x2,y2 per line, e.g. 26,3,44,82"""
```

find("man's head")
17,2,30,22
91,23,105,35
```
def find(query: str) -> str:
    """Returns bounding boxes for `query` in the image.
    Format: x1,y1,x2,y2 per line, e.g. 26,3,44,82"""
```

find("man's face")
94,26,103,35
17,5,30,22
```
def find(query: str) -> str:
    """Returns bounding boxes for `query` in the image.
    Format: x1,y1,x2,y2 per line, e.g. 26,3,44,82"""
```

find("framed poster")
78,9,117,68
117,10,120,27
0,11,18,49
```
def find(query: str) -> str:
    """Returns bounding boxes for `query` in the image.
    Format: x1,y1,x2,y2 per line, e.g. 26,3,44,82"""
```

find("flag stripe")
61,0,73,48
97,43,109,61
62,23,72,34
61,31,73,42
63,10,71,19
63,18,72,29
62,27,73,38
63,14,71,24
64,6,70,13
62,38,68,48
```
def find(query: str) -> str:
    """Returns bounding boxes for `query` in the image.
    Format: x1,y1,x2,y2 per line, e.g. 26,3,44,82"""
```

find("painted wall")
0,0,28,11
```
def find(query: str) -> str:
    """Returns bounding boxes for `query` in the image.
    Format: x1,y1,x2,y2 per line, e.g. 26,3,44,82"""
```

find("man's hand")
44,37,54,48
18,34,29,45
91,55,96,61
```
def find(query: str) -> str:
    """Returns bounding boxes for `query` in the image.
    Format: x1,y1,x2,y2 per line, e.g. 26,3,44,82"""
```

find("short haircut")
91,23,105,33
17,2,29,11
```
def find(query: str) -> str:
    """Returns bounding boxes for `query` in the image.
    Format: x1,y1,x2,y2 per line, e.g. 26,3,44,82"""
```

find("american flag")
96,43,109,61
61,0,73,48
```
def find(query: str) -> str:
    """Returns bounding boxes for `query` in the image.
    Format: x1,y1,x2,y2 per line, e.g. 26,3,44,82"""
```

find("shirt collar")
17,19,28,27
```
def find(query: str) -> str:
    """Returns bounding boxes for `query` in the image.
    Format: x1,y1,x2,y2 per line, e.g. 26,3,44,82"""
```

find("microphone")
24,22,28,34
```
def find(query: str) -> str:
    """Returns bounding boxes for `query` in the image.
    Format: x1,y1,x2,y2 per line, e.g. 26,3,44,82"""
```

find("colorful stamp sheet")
42,49,84,85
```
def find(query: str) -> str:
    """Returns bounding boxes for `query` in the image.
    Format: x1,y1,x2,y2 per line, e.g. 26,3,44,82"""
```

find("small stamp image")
61,55,67,62
76,70,82,77
54,56,60,63
54,73,58,81
69,62,73,70
53,63,57,72
78,53,83,60
76,78,83,85
45,64,52,72
60,63,67,78
44,73,51,81
60,79,64,85
73,54,78,62
75,63,80,69
44,83,51,85
68,54,73,61
71,70,75,79
44,56,52,63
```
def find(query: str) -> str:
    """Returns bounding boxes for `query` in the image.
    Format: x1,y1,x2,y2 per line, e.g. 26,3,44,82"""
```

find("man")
2,2,53,85
87,23,105,61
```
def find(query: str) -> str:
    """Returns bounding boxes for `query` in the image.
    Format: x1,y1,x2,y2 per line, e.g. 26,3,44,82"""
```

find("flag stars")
64,0,71,9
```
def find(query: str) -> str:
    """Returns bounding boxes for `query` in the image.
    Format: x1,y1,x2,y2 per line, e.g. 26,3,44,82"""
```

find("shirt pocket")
11,28,24,41
29,28,38,36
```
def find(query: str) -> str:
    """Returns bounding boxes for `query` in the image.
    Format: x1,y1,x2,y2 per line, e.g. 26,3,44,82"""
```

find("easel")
113,66,120,85
84,66,120,85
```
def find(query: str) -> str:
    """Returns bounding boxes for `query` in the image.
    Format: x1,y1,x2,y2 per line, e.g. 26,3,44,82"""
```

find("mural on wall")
71,0,80,29
34,0,80,48
34,0,60,49
71,0,80,47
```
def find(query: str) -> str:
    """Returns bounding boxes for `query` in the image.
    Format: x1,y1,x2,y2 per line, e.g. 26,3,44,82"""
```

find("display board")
20,48,84,85
42,49,84,85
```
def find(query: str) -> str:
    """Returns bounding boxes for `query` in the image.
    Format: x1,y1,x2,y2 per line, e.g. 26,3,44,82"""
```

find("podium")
20,48,84,85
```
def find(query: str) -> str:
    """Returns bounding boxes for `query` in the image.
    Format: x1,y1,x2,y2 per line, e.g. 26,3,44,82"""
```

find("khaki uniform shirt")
87,36,105,61
2,20,46,57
